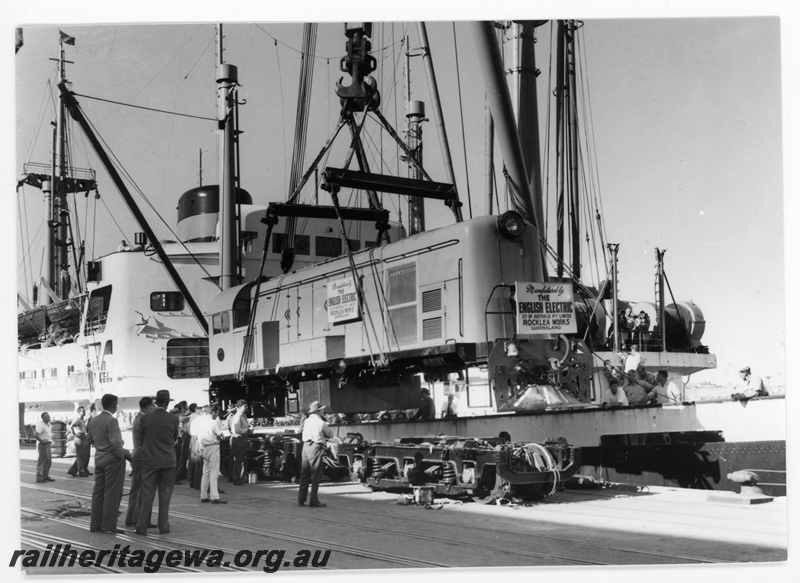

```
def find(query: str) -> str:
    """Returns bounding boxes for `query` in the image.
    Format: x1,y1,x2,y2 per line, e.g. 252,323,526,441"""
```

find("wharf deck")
12,449,788,578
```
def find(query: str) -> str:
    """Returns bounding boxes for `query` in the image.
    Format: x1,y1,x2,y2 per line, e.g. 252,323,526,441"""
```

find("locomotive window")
232,296,251,328
347,238,360,252
315,236,342,258
166,338,209,379
212,311,231,334
364,240,377,249
272,233,310,256
151,292,184,312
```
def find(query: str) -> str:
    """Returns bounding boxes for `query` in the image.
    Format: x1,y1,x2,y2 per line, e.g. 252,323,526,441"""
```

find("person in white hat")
298,401,333,508
732,366,768,401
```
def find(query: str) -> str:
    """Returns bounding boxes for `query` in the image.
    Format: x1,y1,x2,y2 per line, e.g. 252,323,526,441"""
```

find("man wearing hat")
298,401,333,508
732,366,768,401
408,388,435,421
135,389,180,535
229,399,251,485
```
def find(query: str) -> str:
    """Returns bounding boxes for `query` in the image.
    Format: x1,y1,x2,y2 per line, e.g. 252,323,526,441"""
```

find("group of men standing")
33,393,338,533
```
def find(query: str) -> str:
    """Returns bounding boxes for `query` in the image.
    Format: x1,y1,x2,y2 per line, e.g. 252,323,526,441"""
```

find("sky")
3,1,798,582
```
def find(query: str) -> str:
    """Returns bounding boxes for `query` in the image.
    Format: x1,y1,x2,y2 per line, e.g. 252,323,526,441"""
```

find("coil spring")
372,461,394,479
442,462,456,484
262,450,273,470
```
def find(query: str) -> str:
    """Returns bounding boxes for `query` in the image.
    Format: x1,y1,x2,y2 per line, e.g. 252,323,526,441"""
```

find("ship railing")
84,314,108,335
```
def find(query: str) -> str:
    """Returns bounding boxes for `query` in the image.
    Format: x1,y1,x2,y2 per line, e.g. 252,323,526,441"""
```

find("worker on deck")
732,366,768,401
652,370,682,404
409,388,435,421
440,393,459,419
602,379,629,408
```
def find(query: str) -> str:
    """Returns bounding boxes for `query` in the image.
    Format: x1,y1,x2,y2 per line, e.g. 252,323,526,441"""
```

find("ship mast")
471,21,546,279
217,23,240,291
18,31,96,305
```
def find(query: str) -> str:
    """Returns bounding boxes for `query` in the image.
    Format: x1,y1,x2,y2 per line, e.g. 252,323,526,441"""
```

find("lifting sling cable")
237,216,279,380
341,95,375,171
346,118,382,210
286,119,347,204
329,188,386,369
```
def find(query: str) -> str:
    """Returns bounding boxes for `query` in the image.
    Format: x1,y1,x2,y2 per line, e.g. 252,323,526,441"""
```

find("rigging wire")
76,103,219,286
254,23,404,61
17,190,32,298
273,38,288,193
23,68,58,166
182,31,215,80
71,92,216,121
576,27,609,261
452,23,473,219
125,24,206,103
158,26,188,227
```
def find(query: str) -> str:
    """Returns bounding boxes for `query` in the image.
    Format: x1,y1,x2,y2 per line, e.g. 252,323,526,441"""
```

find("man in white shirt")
229,400,251,485
34,412,55,483
298,401,333,508
732,366,768,401
602,380,629,407
653,370,682,404
440,393,459,418
194,405,227,504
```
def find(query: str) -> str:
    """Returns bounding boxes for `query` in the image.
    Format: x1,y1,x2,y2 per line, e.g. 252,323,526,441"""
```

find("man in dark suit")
135,390,180,535
125,396,156,528
88,394,128,534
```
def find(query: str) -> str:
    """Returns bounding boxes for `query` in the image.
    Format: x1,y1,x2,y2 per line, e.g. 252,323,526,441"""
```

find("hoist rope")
452,23,473,219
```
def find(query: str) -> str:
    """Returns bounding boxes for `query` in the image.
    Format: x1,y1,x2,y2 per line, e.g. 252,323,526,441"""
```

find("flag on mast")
59,30,75,46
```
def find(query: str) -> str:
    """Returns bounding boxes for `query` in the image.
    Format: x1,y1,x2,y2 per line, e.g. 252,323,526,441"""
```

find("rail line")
21,508,231,573
164,483,728,565
20,475,734,567
21,464,742,565
19,532,127,575
21,483,448,569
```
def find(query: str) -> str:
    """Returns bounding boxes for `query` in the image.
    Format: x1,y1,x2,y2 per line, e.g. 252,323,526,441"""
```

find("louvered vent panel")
421,289,442,313
422,317,442,341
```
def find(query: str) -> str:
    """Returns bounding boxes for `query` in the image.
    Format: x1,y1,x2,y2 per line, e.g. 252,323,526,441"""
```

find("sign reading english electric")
327,277,360,325
515,282,578,334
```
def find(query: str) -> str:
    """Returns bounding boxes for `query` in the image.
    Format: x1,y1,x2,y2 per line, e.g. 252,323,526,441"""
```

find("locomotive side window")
386,262,418,346
232,296,251,328
151,291,184,312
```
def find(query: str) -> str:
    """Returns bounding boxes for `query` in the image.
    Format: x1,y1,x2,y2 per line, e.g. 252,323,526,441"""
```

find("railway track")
21,507,243,573
21,482,447,569
19,467,750,567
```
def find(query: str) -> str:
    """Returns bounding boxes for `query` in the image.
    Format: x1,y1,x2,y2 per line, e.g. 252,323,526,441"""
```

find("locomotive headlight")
497,211,525,239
